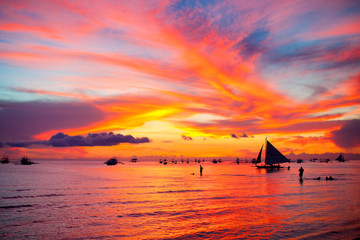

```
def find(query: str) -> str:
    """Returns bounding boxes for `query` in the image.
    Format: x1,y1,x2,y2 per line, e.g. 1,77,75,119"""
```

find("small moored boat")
105,158,118,165
20,156,36,165
1,156,10,164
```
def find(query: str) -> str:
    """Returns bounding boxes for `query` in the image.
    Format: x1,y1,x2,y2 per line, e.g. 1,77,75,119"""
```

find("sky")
0,0,360,160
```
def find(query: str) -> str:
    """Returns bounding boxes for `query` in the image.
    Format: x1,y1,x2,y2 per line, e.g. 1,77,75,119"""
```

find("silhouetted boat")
255,139,290,169
1,156,10,164
131,158,137,162
336,154,345,162
212,159,218,163
105,158,118,165
297,159,303,163
20,156,36,165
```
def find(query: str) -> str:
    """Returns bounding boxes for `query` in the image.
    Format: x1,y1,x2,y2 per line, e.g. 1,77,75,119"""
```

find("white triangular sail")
265,140,289,165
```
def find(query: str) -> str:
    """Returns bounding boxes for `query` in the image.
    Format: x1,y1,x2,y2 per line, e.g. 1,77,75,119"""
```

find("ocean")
1,159,359,239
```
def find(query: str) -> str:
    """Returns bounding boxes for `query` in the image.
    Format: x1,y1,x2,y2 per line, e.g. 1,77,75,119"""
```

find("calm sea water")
1,159,359,240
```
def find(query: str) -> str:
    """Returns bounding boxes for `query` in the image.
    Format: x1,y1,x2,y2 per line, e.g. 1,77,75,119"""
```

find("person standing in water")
299,166,304,180
200,165,203,176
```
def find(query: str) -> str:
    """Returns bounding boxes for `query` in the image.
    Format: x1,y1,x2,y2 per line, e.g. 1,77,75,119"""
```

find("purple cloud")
6,141,48,148
0,101,105,141
6,132,150,148
241,132,249,138
232,132,249,139
182,135,193,141
330,119,360,148
49,132,150,147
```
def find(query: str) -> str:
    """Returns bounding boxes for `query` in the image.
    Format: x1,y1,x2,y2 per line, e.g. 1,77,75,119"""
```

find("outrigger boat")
255,139,290,169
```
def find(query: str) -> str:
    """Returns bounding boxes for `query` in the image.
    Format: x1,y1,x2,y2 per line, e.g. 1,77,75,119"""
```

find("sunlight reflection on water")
0,160,359,239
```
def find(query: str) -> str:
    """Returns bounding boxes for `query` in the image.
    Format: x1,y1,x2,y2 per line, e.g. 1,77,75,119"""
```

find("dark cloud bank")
6,132,150,148
0,101,104,142
330,119,360,148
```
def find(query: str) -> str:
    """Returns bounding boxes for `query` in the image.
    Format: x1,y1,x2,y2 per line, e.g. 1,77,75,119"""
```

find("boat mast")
265,138,268,165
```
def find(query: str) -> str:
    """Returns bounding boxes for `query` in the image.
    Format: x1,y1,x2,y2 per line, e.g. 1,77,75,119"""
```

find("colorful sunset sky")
1,0,360,160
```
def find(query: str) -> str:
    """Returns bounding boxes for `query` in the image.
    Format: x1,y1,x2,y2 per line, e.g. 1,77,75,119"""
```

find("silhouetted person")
299,166,304,180
288,166,290,170
200,165,203,176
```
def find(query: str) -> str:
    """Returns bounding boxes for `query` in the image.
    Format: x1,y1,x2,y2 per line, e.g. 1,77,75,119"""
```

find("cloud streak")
182,135,193,141
6,132,150,148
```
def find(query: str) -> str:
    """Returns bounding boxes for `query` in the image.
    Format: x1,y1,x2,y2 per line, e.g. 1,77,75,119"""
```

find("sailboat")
255,139,290,169
335,154,345,162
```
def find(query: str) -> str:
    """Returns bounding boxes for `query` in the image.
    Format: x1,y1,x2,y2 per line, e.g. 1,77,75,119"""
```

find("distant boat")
131,158,137,162
20,156,36,165
336,154,345,162
1,156,10,164
297,159,303,163
212,159,218,163
105,158,118,165
255,139,290,169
